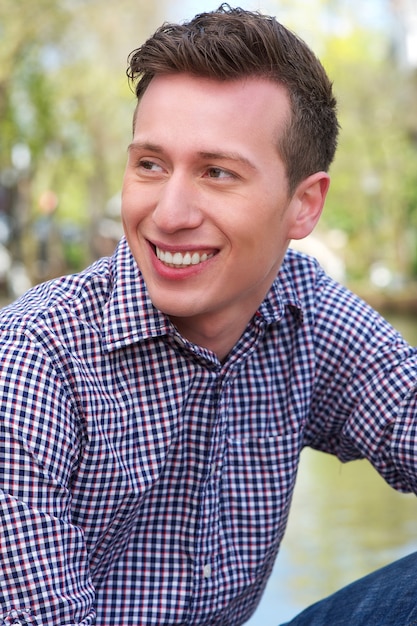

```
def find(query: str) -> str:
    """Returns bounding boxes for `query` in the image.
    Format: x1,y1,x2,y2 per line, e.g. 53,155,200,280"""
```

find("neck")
170,312,252,362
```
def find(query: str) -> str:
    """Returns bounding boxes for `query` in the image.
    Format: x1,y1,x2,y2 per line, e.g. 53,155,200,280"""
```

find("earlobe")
287,172,330,240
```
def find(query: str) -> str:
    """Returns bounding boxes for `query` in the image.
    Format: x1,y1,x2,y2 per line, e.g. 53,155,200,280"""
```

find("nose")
152,173,203,233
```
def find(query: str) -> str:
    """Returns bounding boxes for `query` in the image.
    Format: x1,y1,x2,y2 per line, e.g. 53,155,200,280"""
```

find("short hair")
127,3,339,194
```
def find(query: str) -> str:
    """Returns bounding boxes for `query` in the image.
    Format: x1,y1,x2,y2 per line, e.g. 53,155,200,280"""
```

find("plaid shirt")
1,237,416,626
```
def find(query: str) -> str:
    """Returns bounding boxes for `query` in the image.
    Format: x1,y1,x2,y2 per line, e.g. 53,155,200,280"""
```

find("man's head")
122,5,335,357
126,3,338,194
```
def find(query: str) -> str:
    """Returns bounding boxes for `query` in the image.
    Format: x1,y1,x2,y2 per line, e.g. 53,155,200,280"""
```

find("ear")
287,172,330,240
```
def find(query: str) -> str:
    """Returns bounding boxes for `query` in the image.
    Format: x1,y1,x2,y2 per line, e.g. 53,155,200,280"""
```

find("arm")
0,330,96,625
304,271,417,492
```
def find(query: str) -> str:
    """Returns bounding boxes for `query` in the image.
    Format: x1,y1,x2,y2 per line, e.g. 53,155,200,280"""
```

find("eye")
139,159,164,172
204,167,235,180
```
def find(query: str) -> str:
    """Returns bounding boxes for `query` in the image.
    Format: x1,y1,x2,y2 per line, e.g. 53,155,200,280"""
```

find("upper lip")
149,240,219,254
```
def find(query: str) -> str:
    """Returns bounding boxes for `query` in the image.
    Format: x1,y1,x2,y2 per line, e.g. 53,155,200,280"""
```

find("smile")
155,246,215,268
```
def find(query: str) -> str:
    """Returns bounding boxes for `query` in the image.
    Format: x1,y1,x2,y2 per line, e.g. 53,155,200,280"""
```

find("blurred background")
1,0,417,623
1,0,417,302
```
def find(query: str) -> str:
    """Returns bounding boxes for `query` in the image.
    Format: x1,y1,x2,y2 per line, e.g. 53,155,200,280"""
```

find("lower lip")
149,245,216,280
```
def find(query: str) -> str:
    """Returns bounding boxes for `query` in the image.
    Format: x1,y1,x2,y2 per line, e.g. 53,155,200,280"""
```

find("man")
0,4,416,625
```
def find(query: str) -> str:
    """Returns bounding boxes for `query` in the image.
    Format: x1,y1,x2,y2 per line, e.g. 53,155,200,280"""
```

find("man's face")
122,73,315,344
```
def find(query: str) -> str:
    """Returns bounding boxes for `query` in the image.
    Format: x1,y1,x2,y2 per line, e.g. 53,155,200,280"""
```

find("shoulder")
280,248,380,329
279,247,333,304
0,254,113,334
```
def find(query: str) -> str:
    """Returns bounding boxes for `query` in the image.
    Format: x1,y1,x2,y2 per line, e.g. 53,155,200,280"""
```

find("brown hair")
127,3,338,194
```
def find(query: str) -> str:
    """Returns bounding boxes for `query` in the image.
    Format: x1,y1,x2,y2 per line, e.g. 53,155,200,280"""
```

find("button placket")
203,563,212,579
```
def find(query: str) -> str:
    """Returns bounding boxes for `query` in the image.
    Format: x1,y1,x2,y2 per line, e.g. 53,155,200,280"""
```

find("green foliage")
0,0,168,279
1,0,417,284
278,0,417,283
318,11,417,282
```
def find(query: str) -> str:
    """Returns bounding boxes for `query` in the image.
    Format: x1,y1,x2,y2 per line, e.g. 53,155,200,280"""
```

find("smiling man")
122,73,328,359
1,4,417,626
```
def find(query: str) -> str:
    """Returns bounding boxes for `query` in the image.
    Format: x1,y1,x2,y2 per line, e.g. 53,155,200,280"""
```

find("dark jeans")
280,552,417,625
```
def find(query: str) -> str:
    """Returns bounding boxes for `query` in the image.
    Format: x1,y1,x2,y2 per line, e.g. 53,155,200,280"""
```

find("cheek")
245,212,289,269
121,206,136,235
121,188,148,228
241,206,284,250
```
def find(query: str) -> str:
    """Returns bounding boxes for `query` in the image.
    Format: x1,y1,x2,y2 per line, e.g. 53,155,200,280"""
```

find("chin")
148,293,197,319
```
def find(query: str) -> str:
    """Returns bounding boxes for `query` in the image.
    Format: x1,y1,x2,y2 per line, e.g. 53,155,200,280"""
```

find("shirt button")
203,563,212,578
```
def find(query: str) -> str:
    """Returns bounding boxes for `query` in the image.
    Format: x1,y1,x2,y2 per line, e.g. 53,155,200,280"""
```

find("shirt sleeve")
0,329,96,625
304,272,417,493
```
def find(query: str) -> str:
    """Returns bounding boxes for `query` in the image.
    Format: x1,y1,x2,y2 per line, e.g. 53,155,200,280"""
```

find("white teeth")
156,247,213,267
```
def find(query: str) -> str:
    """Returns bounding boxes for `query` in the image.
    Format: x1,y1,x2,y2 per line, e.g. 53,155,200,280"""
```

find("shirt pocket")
223,430,301,574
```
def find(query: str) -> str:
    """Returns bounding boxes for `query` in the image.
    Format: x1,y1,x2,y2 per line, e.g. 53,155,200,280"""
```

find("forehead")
133,73,291,139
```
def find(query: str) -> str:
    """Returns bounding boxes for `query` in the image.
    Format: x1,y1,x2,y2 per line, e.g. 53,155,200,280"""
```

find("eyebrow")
127,141,162,154
128,141,257,171
197,150,257,171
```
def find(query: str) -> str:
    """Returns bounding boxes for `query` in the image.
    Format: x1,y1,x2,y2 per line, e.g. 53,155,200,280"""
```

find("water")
246,313,417,625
